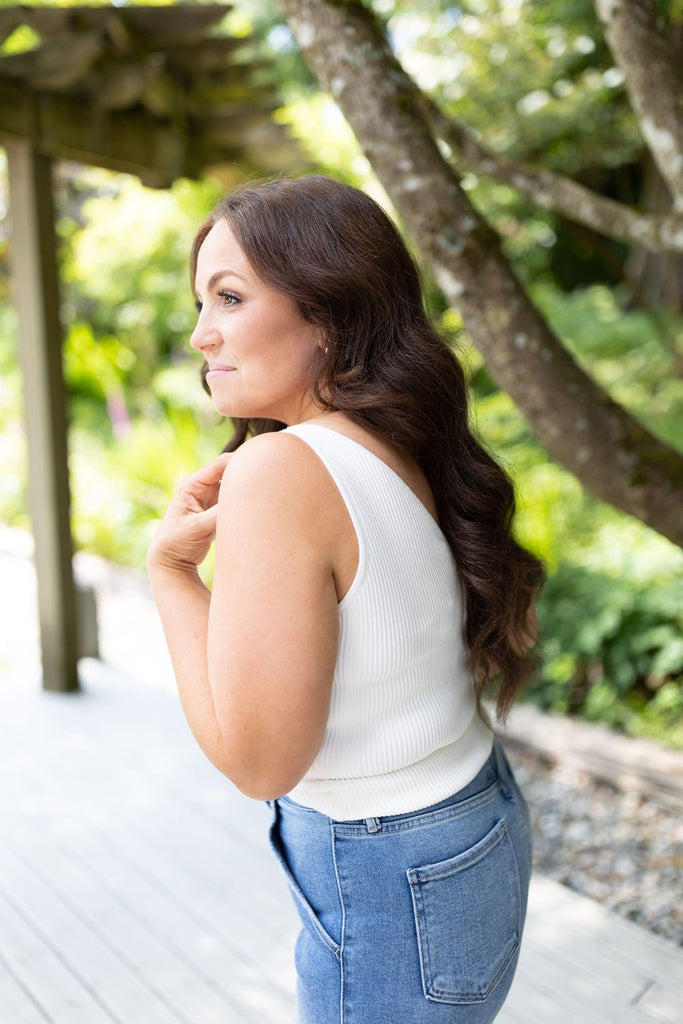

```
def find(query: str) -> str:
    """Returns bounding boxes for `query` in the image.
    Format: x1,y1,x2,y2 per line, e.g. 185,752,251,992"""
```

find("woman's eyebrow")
206,268,247,291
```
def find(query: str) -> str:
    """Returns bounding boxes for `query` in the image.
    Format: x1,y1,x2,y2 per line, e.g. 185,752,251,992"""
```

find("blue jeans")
268,740,532,1023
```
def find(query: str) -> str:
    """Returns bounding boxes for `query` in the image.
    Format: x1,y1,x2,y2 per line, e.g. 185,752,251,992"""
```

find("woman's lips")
206,365,236,380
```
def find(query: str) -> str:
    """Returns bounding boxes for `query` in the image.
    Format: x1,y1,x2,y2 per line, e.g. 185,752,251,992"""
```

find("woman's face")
191,219,322,424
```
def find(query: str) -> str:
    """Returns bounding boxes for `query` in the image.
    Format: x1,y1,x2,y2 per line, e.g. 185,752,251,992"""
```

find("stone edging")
497,702,683,808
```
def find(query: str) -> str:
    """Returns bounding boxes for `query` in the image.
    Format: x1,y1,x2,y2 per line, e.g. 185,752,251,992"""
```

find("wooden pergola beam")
6,140,79,693
1,81,190,186
0,4,229,43
0,81,293,187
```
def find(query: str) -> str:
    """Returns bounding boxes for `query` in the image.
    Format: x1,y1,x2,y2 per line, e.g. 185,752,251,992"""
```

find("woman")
147,175,544,1023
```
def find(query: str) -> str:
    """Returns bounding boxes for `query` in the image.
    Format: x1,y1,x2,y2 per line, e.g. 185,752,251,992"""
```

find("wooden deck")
0,662,681,1024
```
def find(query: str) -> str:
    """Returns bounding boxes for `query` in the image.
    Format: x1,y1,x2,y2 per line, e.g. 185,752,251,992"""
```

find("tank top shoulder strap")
282,423,375,525
283,424,377,606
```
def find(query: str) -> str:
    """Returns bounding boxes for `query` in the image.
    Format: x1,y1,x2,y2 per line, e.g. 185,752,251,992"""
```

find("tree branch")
594,0,683,207
279,0,683,547
423,97,683,254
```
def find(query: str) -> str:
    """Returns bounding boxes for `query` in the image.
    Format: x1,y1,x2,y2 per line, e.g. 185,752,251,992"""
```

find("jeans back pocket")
407,818,522,1004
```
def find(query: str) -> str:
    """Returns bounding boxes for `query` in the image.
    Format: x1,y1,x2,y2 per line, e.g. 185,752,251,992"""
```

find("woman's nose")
190,313,219,352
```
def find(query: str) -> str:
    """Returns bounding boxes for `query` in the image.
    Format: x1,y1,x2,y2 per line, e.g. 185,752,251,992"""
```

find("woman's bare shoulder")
224,430,327,488
218,429,344,524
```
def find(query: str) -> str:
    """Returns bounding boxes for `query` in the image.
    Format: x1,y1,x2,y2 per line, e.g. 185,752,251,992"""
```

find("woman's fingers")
194,452,232,484
147,454,232,571
176,453,232,511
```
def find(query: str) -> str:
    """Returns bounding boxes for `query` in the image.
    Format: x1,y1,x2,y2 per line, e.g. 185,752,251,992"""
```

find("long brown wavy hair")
190,175,545,719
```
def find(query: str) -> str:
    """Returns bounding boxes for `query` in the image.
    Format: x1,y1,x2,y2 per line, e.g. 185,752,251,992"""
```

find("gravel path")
506,744,683,947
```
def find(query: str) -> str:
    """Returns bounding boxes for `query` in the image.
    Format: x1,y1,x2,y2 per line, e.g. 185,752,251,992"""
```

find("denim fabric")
268,740,532,1024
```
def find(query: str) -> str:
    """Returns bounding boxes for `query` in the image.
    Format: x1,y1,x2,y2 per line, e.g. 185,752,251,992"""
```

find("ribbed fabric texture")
284,424,493,820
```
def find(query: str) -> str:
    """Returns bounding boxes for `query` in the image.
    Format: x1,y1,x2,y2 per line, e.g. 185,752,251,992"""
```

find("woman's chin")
211,398,265,421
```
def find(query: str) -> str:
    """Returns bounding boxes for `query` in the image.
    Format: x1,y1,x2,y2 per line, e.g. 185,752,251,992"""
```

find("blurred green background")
1,0,681,745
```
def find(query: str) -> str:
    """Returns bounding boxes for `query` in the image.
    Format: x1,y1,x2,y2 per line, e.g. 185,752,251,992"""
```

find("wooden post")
5,141,79,692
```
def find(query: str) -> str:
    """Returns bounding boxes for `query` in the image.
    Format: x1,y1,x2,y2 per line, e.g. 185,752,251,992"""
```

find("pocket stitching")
407,819,522,1003
407,816,510,883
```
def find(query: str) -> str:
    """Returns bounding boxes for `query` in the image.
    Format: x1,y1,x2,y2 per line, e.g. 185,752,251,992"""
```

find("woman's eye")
218,290,240,307
194,299,202,313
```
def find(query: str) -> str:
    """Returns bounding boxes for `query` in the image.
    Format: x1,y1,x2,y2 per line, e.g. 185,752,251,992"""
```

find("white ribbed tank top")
284,423,493,820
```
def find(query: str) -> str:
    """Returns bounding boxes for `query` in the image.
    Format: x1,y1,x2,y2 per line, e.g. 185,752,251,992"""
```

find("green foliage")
58,171,221,419
56,171,229,564
467,345,682,749
0,295,26,528
471,389,585,572
69,406,227,568
532,283,683,448
385,0,641,171
0,166,229,560
369,0,648,296
0,25,40,55
531,540,683,748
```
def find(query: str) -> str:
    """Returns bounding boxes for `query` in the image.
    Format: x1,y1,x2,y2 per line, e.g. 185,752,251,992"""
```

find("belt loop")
364,816,382,833
493,738,512,798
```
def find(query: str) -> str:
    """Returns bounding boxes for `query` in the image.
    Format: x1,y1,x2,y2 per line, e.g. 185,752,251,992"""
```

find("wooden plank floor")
0,661,681,1024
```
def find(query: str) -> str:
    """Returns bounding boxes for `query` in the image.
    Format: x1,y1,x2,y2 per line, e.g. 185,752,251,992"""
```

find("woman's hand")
146,453,231,574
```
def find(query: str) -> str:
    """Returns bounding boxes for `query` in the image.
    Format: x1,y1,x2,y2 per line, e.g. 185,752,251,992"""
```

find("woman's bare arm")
147,434,339,800
146,453,230,771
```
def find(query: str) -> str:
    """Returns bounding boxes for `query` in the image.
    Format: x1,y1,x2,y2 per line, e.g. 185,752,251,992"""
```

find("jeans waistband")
275,738,512,834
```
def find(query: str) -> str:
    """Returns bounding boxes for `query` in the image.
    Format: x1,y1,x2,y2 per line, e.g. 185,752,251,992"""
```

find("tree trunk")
279,0,683,547
594,0,683,209
626,152,683,316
